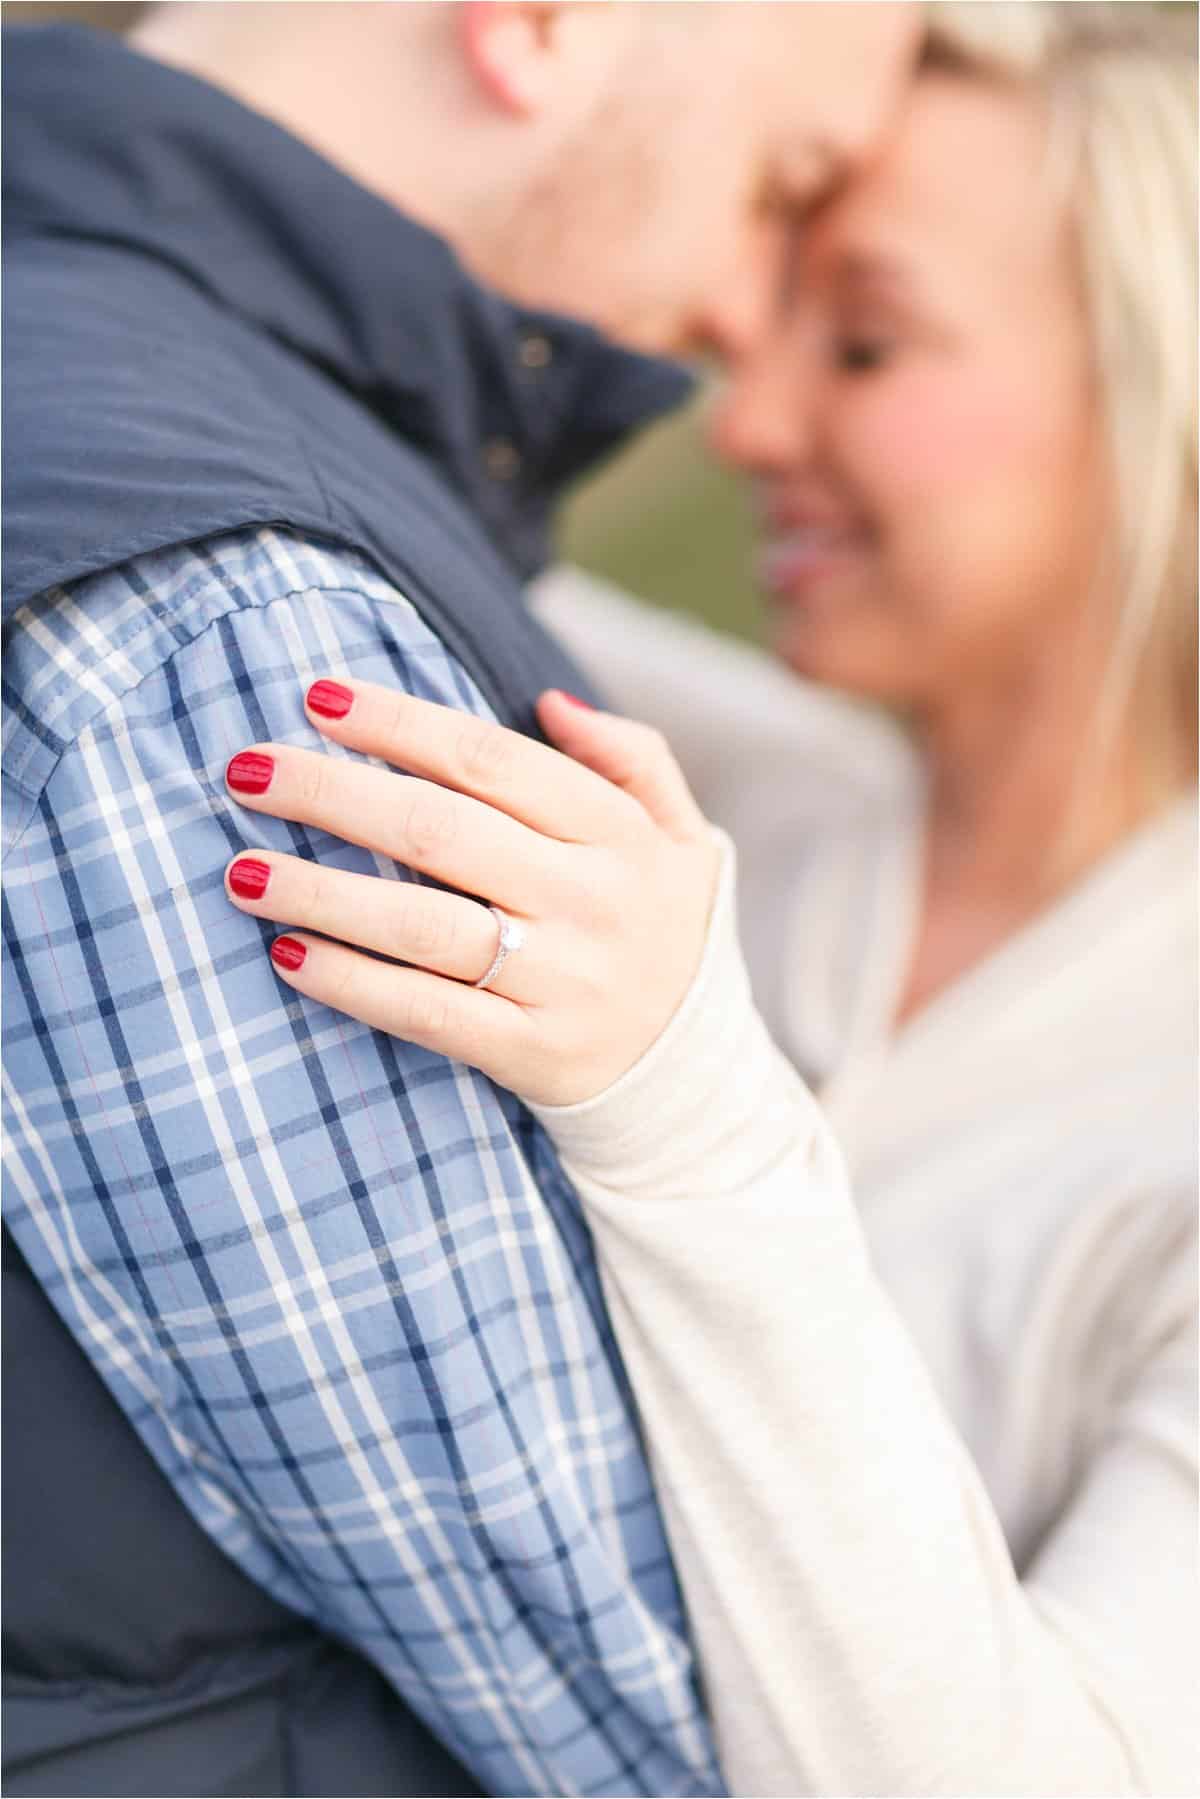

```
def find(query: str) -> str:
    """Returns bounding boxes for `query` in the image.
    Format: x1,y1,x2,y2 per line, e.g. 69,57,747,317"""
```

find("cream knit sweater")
530,570,1199,1799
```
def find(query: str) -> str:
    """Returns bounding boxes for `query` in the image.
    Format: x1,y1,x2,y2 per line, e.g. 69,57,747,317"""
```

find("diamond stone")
498,916,526,952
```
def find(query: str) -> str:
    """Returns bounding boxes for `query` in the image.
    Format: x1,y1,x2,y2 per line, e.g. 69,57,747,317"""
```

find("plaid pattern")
2,528,722,1799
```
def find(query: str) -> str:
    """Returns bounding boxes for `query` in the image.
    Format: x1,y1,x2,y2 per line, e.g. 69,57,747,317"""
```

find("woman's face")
712,72,1110,711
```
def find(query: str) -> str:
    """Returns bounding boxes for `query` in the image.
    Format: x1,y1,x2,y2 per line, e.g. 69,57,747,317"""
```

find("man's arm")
1,531,720,1799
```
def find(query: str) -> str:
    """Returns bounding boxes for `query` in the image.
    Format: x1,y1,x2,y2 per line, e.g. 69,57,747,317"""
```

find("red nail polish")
228,858,271,900
226,751,275,795
307,680,354,720
270,936,307,972
559,691,595,711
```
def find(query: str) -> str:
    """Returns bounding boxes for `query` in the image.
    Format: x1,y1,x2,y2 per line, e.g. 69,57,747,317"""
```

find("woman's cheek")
833,374,1053,683
840,370,1036,512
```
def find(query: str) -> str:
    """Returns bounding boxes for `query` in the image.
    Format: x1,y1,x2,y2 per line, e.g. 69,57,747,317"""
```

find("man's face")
499,5,919,357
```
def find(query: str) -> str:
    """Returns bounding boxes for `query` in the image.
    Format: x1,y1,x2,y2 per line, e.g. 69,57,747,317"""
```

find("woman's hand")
222,680,722,1107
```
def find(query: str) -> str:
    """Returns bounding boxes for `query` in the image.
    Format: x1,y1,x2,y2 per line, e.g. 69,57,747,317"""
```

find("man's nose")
706,331,812,479
685,218,788,365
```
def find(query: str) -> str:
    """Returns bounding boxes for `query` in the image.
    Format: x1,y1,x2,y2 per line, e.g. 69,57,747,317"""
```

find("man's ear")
459,2,564,117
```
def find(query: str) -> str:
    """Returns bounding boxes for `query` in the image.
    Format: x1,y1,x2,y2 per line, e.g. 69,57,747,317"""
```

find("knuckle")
567,857,624,937
326,954,361,1014
400,788,457,861
403,986,451,1044
302,865,332,926
384,694,412,747
627,723,669,786
635,722,669,761
298,755,328,812
560,940,609,1007
404,892,457,965
580,888,620,942
452,716,513,789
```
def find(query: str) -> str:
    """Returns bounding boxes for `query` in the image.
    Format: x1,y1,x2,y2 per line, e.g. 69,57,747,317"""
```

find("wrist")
529,831,814,1197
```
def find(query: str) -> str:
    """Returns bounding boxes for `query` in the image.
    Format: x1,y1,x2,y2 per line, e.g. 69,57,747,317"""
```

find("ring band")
473,905,527,991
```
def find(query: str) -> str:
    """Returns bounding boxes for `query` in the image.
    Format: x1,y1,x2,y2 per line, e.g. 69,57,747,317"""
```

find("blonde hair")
927,2,1198,810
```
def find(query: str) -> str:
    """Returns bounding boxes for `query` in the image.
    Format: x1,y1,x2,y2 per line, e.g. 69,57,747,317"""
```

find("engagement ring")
473,905,526,991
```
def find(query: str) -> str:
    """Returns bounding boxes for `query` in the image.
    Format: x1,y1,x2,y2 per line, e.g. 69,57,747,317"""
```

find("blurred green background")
3,0,763,642
559,392,762,641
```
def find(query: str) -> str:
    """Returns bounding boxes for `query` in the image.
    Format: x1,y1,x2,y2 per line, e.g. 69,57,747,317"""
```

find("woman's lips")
758,526,869,595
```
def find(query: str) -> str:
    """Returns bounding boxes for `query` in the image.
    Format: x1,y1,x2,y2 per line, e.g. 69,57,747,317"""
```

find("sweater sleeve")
529,841,1199,1799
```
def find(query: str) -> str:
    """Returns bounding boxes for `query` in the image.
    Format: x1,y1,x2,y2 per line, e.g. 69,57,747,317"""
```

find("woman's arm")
223,676,1197,1797
530,858,1198,1796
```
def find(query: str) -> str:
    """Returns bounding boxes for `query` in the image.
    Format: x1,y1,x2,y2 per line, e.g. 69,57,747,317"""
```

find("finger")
224,853,528,992
535,691,709,841
225,746,568,912
302,678,645,845
266,932,536,1087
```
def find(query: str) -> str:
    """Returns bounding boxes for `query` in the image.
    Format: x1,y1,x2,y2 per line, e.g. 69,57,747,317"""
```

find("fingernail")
226,751,275,795
307,679,354,720
228,858,271,900
270,936,307,972
558,691,595,711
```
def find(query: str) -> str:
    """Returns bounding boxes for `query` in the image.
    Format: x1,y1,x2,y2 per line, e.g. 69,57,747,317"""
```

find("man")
1,6,915,1795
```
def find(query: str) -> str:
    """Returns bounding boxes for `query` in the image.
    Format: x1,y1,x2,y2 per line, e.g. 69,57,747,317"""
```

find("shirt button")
518,332,553,371
484,438,521,482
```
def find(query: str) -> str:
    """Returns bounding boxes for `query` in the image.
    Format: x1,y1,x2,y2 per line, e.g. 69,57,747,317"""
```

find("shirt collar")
3,24,694,575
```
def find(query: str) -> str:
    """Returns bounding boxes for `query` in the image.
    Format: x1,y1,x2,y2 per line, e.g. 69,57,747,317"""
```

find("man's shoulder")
1,528,476,848
2,241,337,608
5,238,590,749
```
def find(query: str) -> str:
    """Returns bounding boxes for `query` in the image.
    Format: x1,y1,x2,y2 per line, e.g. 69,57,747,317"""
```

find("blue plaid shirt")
2,526,722,1798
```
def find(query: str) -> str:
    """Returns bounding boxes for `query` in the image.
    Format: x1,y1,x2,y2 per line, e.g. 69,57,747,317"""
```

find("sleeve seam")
4,575,436,856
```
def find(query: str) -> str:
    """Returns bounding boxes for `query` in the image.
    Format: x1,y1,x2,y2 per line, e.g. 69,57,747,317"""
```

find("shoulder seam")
3,570,431,856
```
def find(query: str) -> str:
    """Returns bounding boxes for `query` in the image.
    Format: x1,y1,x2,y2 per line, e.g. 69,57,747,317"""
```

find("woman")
220,6,1197,1793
